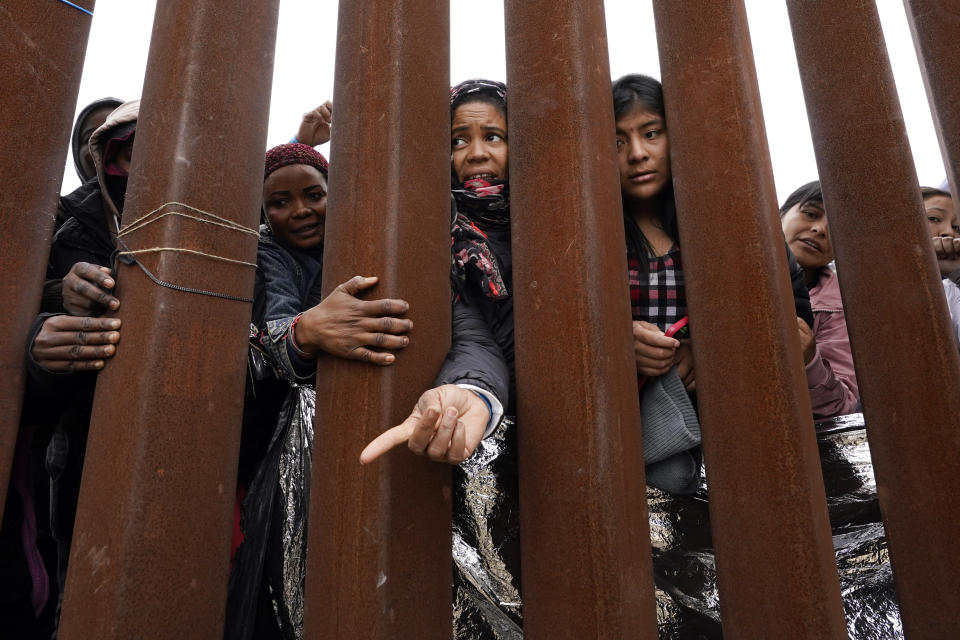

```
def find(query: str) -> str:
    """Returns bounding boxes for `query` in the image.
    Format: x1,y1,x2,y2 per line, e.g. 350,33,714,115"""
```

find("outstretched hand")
296,100,333,147
295,276,412,365
62,262,119,316
31,315,122,372
360,384,490,465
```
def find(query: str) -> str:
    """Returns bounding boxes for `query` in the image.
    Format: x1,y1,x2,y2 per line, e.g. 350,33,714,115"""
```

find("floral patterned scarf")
451,177,510,301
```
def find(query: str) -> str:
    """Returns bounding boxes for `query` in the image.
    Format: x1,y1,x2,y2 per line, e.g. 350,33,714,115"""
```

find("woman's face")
923,195,959,238
615,106,672,203
451,101,508,184
781,200,834,270
263,164,327,251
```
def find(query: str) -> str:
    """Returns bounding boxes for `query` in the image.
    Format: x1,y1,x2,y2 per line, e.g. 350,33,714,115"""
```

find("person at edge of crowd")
22,100,139,636
361,78,511,466
0,98,125,640
0,96,127,640
224,142,414,640
53,98,126,232
920,186,960,345
611,74,814,493
779,181,861,419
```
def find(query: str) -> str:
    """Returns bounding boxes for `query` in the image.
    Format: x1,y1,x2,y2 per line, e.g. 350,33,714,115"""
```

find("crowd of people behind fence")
3,73,957,639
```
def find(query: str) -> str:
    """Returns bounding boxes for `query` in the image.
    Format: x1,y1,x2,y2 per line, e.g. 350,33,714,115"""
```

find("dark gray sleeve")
434,296,509,409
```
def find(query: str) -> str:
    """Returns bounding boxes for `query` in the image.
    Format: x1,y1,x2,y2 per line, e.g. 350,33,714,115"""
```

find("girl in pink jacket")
780,181,861,419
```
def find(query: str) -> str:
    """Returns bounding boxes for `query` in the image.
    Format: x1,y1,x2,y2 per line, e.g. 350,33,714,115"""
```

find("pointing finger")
360,420,415,464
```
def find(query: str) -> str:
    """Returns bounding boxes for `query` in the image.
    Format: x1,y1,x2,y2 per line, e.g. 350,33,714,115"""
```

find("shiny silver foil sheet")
817,414,902,639
270,384,315,640
226,384,315,640
453,417,523,639
452,413,902,639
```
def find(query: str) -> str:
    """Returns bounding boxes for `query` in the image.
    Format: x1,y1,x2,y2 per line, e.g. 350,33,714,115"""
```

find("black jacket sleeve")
434,294,510,409
786,241,814,328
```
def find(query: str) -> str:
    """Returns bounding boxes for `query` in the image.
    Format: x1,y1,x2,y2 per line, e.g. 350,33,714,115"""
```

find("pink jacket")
805,267,860,419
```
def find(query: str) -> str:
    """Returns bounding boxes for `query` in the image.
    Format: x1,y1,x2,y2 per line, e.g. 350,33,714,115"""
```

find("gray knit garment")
645,451,700,495
641,366,702,494
641,366,701,463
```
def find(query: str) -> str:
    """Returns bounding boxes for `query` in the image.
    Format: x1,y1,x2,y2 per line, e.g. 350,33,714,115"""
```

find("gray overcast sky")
62,0,946,202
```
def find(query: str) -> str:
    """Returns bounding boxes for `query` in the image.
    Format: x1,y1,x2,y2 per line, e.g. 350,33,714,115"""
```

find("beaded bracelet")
287,313,314,358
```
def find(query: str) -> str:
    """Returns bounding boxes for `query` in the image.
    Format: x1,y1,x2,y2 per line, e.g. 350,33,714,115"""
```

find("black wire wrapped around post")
57,2,279,637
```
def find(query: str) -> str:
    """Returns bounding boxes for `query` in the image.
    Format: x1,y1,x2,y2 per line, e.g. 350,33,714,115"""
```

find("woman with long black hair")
612,74,813,492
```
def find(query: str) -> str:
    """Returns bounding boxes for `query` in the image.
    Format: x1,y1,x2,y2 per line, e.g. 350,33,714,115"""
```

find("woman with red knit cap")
255,142,412,378
225,143,413,640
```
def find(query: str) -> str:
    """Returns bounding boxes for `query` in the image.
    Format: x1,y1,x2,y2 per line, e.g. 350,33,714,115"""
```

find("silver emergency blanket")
453,417,523,639
452,413,902,639
225,384,315,640
817,414,902,639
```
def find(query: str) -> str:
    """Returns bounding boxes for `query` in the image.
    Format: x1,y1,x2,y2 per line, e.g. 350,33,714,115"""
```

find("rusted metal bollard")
0,0,95,515
57,2,279,638
787,1,960,636
904,1,960,195
504,1,659,637
652,2,848,637
303,1,452,638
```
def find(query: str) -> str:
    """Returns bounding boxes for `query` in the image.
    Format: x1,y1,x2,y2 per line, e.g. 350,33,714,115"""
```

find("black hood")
71,97,123,183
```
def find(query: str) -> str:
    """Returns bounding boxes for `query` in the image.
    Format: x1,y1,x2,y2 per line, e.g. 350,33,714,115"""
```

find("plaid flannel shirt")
628,246,686,330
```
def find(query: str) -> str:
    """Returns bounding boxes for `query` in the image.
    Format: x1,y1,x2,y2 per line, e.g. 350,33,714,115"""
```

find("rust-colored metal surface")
56,2,278,638
787,2,960,635
302,1,452,638
904,1,960,195
504,1,659,637
652,2,848,637
0,0,94,515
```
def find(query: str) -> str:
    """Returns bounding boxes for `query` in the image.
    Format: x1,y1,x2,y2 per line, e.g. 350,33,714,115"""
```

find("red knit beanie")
264,143,328,179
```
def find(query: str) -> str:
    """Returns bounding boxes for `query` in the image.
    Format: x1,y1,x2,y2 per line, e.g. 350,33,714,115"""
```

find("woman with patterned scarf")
359,80,523,636
361,79,513,465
